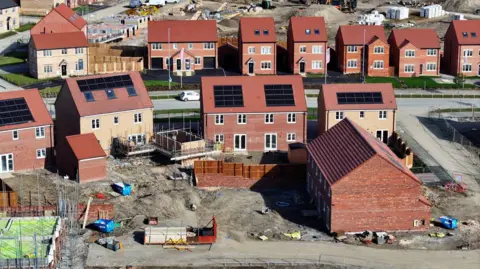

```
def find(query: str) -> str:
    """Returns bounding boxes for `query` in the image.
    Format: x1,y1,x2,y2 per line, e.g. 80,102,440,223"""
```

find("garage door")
151,57,163,69
203,57,216,69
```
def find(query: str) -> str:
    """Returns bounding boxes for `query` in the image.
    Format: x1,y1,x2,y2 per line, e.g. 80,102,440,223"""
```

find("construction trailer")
144,216,217,247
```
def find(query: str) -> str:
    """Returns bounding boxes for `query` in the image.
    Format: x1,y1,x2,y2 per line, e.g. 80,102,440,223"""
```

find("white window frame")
61,49,68,55
134,113,142,124
12,130,19,140
287,133,296,142
260,61,271,70
44,65,53,73
188,43,193,49
215,114,224,125
347,60,357,68
194,57,201,65
335,111,344,120
237,114,247,124
113,116,119,125
43,50,52,57
463,63,473,72
36,148,46,159
312,61,322,70
203,42,214,50
427,49,437,56
405,50,415,58
215,134,224,144
152,43,162,50
35,127,45,138
404,64,415,73
378,110,387,120
0,153,13,173
312,45,322,54
376,129,389,143
374,46,384,54
75,48,84,54
347,46,358,53
128,134,145,145
264,133,278,151
463,49,473,57
287,113,296,123
248,46,255,54
173,43,178,49
261,46,272,55
91,119,100,130
299,46,307,53
426,63,437,71
359,111,364,119
373,60,384,69
265,113,274,124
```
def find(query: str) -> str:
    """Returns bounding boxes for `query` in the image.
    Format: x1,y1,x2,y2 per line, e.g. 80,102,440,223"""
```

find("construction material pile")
126,6,159,16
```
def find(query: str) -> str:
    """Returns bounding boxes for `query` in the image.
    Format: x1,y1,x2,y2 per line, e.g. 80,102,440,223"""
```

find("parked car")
143,0,165,7
165,0,180,3
129,0,142,8
179,91,200,101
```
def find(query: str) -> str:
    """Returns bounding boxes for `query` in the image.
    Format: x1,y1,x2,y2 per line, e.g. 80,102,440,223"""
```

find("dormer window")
263,29,269,35
305,29,311,35
462,32,468,37
314,29,320,35
254,29,260,35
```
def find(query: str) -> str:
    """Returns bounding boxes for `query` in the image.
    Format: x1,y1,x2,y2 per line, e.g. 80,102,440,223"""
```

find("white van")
143,0,165,7
165,0,180,3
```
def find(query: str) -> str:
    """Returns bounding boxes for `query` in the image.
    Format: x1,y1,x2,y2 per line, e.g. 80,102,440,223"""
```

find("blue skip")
94,219,115,233
438,216,458,230
113,182,132,196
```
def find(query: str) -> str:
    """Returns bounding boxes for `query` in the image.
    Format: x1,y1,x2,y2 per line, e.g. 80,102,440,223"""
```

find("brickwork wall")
290,42,327,74
239,42,277,75
148,42,218,70
78,158,107,183
366,39,390,77
391,42,441,78
0,125,54,172
203,112,307,152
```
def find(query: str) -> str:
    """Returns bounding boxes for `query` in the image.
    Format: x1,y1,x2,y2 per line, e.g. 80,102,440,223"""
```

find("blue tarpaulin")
94,219,115,233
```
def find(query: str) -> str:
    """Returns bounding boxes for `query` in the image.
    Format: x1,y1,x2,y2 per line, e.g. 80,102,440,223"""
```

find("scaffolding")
115,136,157,157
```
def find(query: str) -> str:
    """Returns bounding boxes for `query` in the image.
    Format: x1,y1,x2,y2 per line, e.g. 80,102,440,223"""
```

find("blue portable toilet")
113,182,132,196
94,219,115,233
438,216,458,230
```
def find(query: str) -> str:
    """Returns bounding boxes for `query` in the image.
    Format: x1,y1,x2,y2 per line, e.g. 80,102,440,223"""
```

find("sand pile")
443,0,480,13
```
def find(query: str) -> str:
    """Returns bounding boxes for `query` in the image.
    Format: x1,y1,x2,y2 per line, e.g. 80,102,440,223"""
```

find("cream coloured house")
55,72,154,155
317,83,397,144
0,0,19,33
29,32,88,79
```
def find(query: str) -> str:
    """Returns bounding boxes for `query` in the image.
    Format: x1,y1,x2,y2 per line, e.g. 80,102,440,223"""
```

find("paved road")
150,98,480,111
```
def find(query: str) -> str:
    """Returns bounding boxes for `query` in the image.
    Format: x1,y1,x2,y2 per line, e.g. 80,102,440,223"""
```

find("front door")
61,65,67,76
376,130,389,144
299,62,305,73
176,59,182,71
0,154,14,173
6,18,10,31
234,134,246,151
419,64,423,75
248,62,254,74
265,133,277,151
185,59,191,70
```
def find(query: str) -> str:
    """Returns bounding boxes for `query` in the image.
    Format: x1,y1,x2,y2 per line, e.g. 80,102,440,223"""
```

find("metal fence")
396,93,480,99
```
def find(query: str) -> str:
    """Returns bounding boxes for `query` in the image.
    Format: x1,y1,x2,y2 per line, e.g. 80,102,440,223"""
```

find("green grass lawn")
39,86,62,97
144,80,180,88
0,56,24,66
366,77,402,88
0,73,57,87
16,23,35,32
0,31,17,40
150,95,178,100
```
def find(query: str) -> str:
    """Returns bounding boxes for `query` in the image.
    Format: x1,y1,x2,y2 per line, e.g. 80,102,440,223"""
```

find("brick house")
287,16,327,75
0,0,19,34
28,4,88,79
238,17,276,75
20,0,79,16
335,25,389,77
307,118,431,233
148,20,218,74
56,133,107,183
0,89,54,173
54,72,154,154
201,75,307,152
443,20,480,77
317,83,397,144
388,28,441,77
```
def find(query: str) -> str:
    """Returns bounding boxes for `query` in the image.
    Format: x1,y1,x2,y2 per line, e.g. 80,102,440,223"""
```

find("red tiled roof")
66,133,106,160
62,71,153,117
239,17,276,43
31,32,88,50
307,118,421,185
0,89,53,132
201,75,307,114
289,17,327,42
338,25,387,45
148,20,217,43
54,3,87,30
450,20,480,45
390,28,440,49
321,83,397,111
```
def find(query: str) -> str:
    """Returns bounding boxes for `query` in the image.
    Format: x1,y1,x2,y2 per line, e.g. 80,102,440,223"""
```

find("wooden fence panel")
0,192,17,207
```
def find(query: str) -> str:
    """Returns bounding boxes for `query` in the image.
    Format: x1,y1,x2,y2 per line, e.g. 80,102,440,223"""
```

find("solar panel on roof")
0,98,34,127
336,92,383,105
264,84,295,107
213,85,244,107
77,74,135,101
